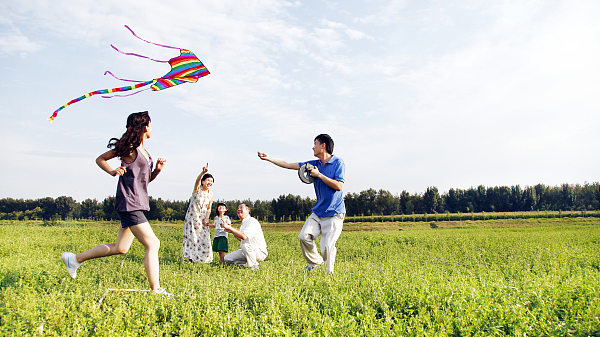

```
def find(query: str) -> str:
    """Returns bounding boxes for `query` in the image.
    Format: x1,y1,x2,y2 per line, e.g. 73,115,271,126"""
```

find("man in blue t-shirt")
258,134,345,274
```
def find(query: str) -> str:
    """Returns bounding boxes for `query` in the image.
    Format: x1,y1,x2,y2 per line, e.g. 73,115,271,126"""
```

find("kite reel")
298,163,317,184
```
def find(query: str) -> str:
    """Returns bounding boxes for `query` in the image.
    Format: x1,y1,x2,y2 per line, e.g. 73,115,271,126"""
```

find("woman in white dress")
182,163,214,263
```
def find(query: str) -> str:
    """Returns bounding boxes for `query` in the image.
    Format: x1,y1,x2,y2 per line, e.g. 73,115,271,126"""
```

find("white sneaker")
249,265,259,271
153,288,173,299
61,252,80,279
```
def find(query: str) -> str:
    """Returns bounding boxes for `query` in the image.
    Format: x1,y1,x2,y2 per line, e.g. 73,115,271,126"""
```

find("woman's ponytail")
107,111,151,157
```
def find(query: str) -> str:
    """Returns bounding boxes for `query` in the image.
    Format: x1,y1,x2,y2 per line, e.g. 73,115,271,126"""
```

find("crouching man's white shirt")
240,216,268,256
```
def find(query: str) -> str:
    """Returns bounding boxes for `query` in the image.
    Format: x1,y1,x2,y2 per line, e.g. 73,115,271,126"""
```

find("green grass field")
1,218,600,336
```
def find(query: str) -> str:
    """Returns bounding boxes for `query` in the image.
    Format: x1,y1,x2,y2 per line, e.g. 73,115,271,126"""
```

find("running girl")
61,111,171,297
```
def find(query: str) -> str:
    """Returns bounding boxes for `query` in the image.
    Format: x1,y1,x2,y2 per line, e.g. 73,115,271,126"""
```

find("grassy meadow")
1,218,600,336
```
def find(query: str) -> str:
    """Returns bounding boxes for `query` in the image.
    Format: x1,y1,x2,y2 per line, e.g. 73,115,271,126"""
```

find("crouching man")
222,204,268,270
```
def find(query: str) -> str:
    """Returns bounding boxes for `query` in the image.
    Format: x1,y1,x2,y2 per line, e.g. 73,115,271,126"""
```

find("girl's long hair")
107,111,151,157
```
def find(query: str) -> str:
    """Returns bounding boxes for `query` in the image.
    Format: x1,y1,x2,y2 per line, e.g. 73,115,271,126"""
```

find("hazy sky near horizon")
1,0,599,203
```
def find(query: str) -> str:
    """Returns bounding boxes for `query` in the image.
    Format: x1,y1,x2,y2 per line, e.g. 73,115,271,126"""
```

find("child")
61,111,172,297
210,203,231,264
182,163,214,263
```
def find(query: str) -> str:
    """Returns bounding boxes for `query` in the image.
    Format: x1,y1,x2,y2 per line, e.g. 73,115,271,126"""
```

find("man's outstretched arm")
257,151,300,170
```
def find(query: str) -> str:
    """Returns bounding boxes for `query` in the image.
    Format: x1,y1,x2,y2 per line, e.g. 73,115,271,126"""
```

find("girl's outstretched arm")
192,163,209,193
96,150,126,176
150,158,166,182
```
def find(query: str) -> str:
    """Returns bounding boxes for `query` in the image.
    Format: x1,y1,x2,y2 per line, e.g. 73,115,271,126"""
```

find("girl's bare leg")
219,251,226,264
128,222,161,290
75,226,135,263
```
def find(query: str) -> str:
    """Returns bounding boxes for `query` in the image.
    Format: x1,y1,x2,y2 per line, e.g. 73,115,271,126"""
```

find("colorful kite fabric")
48,26,209,122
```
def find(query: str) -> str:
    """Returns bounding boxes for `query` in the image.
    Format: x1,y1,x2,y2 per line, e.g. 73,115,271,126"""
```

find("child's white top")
214,215,231,238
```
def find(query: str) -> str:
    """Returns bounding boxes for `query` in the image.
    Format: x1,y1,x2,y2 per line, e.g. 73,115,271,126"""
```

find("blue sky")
1,0,599,203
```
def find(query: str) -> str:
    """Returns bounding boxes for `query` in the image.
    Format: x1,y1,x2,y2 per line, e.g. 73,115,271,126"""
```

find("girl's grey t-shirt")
214,216,231,238
115,148,153,212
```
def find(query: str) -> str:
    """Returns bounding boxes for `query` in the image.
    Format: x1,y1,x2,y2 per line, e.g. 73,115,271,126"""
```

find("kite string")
123,25,181,50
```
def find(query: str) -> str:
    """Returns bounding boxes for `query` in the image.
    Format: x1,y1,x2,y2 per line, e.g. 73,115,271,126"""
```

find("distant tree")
464,187,479,212
442,189,457,213
411,193,425,214
146,197,165,221
358,189,377,216
163,199,188,221
344,192,359,216
301,196,314,218
509,185,525,212
251,199,270,220
271,195,285,222
423,187,441,214
580,183,600,210
405,200,414,214
10,210,23,220
55,196,78,220
80,198,102,219
161,207,174,221
24,206,42,220
102,196,119,220
534,184,549,210
494,186,511,212
559,184,576,211
37,197,57,220
522,187,537,211
374,189,396,215
0,198,27,214
285,194,300,221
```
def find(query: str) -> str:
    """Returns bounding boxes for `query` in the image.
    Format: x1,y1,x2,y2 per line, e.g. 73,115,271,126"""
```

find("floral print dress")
182,188,213,263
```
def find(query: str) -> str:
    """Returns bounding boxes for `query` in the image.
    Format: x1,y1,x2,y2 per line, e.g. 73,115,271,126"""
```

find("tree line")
0,194,315,222
345,183,600,215
1,182,600,222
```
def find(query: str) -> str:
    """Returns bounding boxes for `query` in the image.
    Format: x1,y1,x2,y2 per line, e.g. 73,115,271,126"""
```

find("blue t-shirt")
299,155,346,217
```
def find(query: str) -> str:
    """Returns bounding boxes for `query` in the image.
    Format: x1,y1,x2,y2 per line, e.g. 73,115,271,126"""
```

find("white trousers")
224,242,267,268
298,213,344,274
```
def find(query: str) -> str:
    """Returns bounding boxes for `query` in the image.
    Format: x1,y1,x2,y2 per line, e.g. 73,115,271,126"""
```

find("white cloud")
321,18,374,41
0,29,42,56
353,0,408,25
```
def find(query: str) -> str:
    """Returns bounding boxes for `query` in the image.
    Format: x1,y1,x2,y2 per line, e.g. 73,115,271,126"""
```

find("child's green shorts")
213,236,229,252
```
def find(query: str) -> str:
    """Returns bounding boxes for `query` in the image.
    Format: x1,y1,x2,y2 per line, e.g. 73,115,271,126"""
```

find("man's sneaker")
153,288,173,299
61,252,80,279
304,264,321,273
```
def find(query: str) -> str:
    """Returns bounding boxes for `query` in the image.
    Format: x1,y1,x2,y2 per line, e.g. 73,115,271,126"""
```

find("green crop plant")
1,219,600,335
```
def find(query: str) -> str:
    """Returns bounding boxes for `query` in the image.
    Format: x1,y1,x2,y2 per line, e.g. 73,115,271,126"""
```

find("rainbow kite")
48,25,210,122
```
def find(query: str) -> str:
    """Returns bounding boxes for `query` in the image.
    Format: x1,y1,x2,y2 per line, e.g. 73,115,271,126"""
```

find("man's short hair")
240,203,251,213
315,134,334,154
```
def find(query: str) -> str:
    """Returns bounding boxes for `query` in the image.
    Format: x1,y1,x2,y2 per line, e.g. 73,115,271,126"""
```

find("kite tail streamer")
110,45,169,63
47,80,155,122
104,71,147,83
123,25,180,50
108,25,182,63
101,87,150,98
